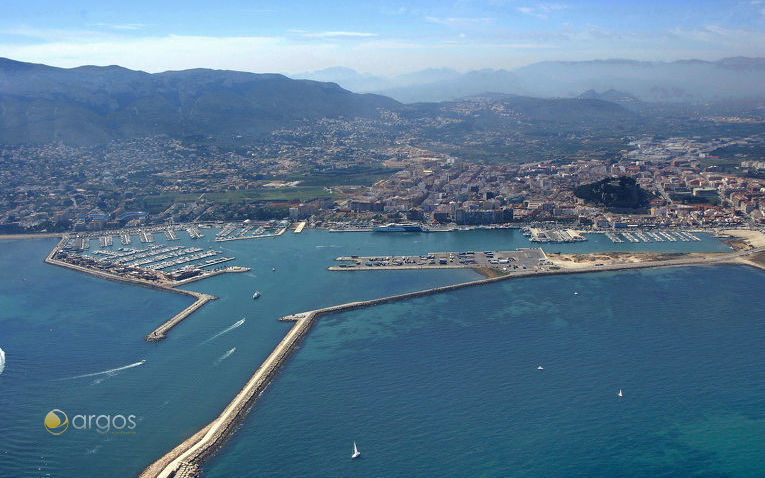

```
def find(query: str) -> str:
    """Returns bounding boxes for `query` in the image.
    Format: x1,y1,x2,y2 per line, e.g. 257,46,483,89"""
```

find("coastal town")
1,106,763,236
5,1,765,477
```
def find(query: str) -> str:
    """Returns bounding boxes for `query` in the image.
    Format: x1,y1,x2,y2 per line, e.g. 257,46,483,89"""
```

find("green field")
282,166,398,187
140,186,337,213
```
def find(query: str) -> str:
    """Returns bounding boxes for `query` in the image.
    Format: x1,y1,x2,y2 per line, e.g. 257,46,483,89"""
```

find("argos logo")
45,409,137,435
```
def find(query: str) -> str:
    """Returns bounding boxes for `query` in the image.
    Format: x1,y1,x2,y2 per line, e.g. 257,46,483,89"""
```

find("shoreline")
139,245,763,478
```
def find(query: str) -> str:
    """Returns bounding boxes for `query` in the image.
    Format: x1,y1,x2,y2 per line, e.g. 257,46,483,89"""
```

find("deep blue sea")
1,229,762,477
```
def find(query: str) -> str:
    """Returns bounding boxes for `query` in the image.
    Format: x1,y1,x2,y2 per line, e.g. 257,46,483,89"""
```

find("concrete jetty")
145,292,217,342
294,221,306,233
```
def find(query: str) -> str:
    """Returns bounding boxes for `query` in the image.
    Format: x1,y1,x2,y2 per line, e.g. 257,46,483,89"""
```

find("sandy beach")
723,229,765,249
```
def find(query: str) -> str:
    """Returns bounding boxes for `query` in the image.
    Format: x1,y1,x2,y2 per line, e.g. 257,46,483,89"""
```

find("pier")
599,229,706,243
186,226,203,239
145,292,217,342
605,232,623,243
294,221,306,233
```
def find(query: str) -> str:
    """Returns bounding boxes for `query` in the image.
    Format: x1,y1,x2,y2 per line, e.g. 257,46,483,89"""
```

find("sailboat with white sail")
352,441,361,459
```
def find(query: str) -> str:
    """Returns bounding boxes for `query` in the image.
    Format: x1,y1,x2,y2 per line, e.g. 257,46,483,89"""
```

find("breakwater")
140,246,763,478
145,292,217,342
140,308,321,477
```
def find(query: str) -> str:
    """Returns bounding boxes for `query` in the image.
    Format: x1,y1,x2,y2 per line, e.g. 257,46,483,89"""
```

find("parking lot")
331,248,549,273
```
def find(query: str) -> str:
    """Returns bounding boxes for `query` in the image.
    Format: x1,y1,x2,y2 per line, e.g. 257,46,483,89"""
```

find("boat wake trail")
0,347,5,375
203,318,245,344
55,359,146,381
214,347,236,366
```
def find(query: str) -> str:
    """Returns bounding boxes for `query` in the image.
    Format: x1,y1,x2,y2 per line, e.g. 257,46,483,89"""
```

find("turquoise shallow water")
0,229,756,477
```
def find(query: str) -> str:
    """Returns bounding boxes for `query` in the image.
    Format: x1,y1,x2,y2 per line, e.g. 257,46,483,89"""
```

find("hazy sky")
1,0,763,75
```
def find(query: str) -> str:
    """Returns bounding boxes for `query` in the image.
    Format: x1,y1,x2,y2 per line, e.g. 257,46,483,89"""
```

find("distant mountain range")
1,57,759,146
0,58,399,144
294,57,765,103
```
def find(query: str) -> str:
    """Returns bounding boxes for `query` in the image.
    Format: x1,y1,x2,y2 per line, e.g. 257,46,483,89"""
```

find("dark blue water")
0,229,751,477
204,265,765,478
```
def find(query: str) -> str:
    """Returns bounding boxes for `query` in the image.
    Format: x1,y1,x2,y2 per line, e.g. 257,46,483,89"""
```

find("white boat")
352,441,361,459
618,389,623,398
252,291,261,300
574,291,579,295
272,267,276,272
537,365,544,370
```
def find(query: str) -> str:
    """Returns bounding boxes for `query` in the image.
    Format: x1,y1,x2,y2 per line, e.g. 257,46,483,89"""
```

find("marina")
214,224,289,242
187,226,204,239
50,232,249,293
601,230,702,243
605,231,623,243
140,229,155,243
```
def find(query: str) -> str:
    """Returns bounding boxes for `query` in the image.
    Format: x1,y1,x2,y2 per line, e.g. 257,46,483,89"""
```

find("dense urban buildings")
2,126,763,233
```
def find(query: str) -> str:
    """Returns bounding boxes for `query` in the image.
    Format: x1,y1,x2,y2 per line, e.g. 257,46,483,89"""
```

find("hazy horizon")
5,54,765,78
1,0,764,76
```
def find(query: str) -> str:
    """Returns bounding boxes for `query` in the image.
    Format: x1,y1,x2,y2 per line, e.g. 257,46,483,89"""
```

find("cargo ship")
373,223,428,233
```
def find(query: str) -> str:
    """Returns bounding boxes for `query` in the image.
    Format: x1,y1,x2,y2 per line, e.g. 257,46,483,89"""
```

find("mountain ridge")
294,57,765,103
0,58,400,144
